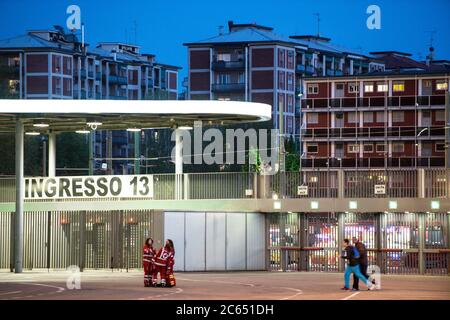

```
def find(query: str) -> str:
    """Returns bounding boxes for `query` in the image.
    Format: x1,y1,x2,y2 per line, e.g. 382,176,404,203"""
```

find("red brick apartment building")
184,21,384,136
0,28,180,174
301,72,449,168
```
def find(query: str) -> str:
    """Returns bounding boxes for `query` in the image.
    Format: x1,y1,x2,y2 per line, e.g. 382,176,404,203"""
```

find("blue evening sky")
1,0,449,85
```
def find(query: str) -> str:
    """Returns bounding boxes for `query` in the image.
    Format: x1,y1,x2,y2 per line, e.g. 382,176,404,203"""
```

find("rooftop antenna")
425,30,436,64
314,13,321,37
133,20,138,45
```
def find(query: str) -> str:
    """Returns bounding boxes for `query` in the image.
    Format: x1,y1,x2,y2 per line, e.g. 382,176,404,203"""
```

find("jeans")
353,263,369,289
344,264,369,289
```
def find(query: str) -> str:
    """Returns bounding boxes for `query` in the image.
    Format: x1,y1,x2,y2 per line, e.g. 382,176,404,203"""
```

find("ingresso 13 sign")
24,175,154,199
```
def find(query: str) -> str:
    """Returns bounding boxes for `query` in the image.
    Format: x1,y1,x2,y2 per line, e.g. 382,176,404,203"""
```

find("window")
376,144,386,152
436,80,448,91
307,113,319,124
347,112,357,123
436,143,445,152
377,83,388,92
393,81,405,92
307,144,318,153
364,83,374,93
392,111,404,122
238,72,245,84
376,111,385,123
348,83,359,93
217,53,231,62
336,83,344,90
363,144,373,152
363,112,373,123
307,84,319,94
393,143,404,153
423,80,432,88
348,144,359,153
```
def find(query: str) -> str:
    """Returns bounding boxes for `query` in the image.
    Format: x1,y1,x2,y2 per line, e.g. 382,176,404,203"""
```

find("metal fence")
0,210,156,271
267,212,449,275
0,169,448,202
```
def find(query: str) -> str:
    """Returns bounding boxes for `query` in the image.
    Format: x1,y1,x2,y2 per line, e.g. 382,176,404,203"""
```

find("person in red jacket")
143,237,156,287
152,239,175,287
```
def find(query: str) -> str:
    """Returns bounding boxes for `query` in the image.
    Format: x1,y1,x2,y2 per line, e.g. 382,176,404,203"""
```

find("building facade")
301,73,449,168
0,28,180,174
184,21,384,138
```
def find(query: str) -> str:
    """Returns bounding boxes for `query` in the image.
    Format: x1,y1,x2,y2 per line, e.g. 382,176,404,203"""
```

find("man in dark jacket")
352,237,369,291
341,239,374,291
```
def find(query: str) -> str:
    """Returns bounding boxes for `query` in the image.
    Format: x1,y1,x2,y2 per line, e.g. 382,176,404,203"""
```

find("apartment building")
301,72,449,168
0,27,180,174
184,21,384,138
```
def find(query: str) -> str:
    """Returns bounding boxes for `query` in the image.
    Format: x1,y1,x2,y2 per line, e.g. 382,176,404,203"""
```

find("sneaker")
340,287,350,291
368,284,375,291
352,288,359,291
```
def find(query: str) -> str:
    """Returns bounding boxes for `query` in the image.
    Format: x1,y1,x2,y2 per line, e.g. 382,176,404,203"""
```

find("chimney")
228,20,234,32
218,25,224,35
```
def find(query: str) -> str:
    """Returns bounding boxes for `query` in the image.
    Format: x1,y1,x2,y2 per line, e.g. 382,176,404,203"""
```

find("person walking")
352,236,370,291
341,239,374,291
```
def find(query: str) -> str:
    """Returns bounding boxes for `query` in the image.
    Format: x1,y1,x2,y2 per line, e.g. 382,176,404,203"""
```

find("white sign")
374,184,386,195
297,185,308,196
25,175,154,199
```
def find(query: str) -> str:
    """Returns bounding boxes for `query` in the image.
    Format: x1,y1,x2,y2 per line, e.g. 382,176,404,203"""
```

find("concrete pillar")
88,132,94,175
418,213,426,275
14,120,24,273
134,132,140,174
417,168,425,198
337,169,345,199
447,213,450,275
175,129,183,200
299,213,308,271
48,132,56,177
338,212,345,272
375,213,384,273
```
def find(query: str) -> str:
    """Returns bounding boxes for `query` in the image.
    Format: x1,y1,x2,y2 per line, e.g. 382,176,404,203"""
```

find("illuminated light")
389,200,398,210
75,129,90,134
25,131,40,136
33,122,49,128
273,201,281,210
310,201,319,210
178,126,193,130
431,200,440,210
349,200,358,210
272,193,279,200
86,120,103,126
126,128,141,132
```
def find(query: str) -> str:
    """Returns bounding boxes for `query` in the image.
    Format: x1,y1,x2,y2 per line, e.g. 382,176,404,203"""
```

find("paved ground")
0,270,449,300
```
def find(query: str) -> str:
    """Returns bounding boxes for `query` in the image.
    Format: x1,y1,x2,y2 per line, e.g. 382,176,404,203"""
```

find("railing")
211,83,245,92
1,169,448,203
301,126,445,140
302,95,446,110
301,157,446,168
109,75,128,85
212,60,245,70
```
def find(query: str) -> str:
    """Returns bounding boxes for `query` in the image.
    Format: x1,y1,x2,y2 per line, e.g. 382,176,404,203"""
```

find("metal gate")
0,210,155,271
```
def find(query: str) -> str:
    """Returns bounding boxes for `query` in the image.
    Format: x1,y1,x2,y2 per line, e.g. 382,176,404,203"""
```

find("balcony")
0,65,20,78
301,126,445,141
302,95,446,110
211,83,245,93
95,72,102,80
301,157,446,170
212,60,245,71
74,69,87,78
109,75,128,86
109,95,127,100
